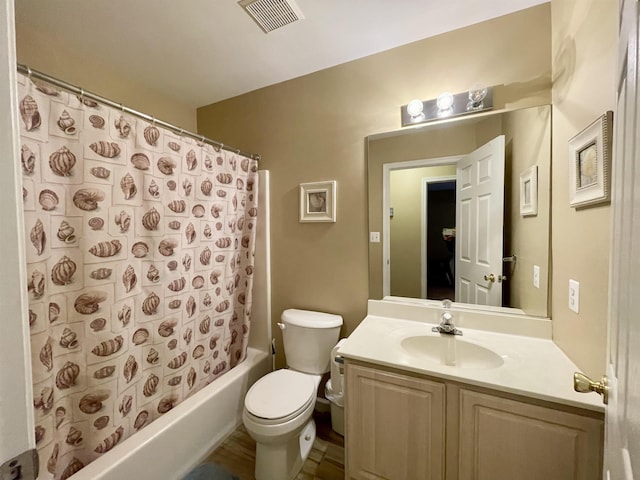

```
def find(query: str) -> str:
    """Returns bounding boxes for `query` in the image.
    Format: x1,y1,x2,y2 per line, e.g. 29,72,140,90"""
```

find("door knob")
573,372,608,404
484,273,496,282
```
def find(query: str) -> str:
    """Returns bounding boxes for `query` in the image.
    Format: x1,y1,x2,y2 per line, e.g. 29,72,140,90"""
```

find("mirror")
367,105,551,317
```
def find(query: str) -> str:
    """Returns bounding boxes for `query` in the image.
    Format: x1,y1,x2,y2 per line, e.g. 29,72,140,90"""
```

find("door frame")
0,0,36,465
420,175,456,299
602,0,638,477
382,156,460,297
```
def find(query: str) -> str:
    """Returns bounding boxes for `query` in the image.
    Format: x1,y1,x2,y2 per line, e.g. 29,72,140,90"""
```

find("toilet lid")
245,370,316,420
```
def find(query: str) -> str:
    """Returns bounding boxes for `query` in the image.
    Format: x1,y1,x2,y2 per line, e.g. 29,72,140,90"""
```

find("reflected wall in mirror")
367,105,551,317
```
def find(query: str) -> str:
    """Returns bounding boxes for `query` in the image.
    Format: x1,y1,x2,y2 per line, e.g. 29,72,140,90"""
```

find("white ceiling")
15,0,547,109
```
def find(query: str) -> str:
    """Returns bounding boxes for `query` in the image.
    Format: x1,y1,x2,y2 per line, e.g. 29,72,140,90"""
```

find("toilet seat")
245,370,316,425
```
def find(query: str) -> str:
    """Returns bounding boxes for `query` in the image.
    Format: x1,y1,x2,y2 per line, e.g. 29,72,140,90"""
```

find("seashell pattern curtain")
17,73,259,479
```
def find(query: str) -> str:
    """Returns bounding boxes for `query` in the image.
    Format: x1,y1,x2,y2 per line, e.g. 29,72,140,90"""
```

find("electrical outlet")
533,265,540,288
370,232,380,243
569,279,580,313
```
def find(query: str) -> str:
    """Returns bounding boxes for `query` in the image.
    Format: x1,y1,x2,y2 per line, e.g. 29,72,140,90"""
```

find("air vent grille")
238,0,305,33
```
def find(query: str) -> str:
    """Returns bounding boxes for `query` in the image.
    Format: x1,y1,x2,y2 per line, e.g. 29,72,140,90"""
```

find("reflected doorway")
384,136,505,304
424,179,456,300
385,159,459,299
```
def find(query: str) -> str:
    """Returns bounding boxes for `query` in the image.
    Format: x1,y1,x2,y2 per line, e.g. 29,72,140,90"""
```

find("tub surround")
338,299,603,413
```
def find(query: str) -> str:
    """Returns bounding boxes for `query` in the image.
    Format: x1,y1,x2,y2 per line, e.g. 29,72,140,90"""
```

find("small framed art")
520,165,538,216
299,180,336,222
568,111,613,208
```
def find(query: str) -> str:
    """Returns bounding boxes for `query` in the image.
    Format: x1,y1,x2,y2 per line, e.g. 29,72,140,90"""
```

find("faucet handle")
442,299,452,309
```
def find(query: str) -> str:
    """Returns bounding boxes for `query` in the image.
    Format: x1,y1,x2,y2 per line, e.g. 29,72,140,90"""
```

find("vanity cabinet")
345,361,603,480
345,363,446,480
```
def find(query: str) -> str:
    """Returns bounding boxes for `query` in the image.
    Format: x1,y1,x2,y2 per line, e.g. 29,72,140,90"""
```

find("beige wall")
389,165,456,297
503,106,551,316
551,0,616,377
197,5,552,365
15,26,196,130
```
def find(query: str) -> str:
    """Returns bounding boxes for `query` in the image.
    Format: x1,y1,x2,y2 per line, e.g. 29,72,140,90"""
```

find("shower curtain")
17,72,259,479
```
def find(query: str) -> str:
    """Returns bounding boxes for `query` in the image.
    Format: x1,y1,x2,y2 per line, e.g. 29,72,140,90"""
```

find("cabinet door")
345,363,445,480
458,389,603,480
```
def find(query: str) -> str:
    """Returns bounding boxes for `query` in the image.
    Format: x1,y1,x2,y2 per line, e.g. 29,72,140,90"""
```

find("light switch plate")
370,232,380,243
0,449,39,480
533,265,540,288
569,279,580,313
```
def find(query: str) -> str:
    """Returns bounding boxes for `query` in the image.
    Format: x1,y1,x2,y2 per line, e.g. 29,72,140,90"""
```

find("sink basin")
400,335,504,369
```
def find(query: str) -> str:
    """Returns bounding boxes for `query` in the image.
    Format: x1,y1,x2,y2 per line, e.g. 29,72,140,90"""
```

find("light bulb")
436,92,454,114
467,83,488,110
406,99,424,118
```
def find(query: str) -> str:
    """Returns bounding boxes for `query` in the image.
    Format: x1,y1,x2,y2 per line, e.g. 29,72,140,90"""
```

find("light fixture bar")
400,87,493,127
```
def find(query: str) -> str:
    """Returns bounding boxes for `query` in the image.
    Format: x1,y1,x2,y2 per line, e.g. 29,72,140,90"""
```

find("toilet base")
299,419,316,463
254,419,316,480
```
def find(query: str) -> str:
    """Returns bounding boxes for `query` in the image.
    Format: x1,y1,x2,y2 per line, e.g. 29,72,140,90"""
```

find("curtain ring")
200,135,205,144
79,88,84,103
179,129,184,137
120,103,125,113
151,117,156,126
26,66,32,79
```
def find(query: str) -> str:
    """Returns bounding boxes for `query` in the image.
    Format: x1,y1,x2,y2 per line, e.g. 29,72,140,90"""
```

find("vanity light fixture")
400,86,493,127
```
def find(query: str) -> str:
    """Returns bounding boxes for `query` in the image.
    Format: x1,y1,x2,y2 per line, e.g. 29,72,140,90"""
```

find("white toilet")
243,308,343,480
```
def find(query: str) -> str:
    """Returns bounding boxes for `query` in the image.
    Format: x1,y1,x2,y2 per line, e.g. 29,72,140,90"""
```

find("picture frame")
568,111,613,208
519,165,538,216
299,180,337,222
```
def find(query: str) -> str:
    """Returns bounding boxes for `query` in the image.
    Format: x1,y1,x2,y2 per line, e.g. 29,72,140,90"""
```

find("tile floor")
205,409,345,480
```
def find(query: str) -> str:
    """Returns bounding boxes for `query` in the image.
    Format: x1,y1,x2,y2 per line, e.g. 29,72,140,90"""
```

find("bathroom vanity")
339,299,604,480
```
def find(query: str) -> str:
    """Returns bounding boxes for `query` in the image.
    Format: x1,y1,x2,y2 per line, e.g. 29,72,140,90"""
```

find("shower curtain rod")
16,63,260,161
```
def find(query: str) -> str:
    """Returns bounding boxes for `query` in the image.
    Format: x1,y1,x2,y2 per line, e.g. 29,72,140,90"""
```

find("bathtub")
69,171,273,480
69,348,271,480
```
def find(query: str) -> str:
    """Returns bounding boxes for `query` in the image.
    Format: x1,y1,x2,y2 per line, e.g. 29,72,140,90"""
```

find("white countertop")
339,305,604,413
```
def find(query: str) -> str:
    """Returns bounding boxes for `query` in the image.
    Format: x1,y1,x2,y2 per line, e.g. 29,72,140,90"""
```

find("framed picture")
568,111,613,208
519,165,538,216
299,180,337,222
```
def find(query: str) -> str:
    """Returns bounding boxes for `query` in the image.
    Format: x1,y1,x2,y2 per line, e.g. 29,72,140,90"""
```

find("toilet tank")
280,309,343,374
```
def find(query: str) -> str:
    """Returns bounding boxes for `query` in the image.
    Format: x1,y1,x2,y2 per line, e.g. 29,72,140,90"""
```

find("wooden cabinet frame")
345,362,446,479
345,360,603,480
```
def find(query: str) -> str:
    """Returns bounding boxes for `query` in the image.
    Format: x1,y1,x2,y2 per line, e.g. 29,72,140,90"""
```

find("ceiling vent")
238,0,305,33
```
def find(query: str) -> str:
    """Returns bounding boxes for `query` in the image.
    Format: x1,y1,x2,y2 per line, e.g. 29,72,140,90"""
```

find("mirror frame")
366,105,552,317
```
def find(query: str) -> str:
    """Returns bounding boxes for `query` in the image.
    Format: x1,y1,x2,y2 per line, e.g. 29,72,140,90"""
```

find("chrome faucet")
432,299,462,335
